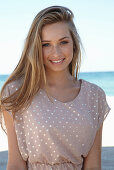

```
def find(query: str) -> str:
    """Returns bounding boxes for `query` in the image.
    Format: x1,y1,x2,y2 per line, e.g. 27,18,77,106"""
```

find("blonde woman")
0,6,111,170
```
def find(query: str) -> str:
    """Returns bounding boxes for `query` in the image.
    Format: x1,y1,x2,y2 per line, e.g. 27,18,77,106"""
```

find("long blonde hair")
0,6,82,118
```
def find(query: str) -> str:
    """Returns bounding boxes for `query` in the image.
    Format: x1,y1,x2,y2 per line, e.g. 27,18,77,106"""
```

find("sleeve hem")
0,106,13,135
98,106,111,130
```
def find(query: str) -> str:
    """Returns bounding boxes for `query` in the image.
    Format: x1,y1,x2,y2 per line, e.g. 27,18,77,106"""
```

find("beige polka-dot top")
0,79,111,170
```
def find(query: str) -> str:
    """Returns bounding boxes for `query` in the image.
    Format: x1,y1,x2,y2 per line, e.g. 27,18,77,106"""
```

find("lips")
49,58,65,64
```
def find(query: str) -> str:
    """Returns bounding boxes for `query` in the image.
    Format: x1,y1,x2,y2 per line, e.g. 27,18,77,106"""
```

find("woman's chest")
21,99,98,144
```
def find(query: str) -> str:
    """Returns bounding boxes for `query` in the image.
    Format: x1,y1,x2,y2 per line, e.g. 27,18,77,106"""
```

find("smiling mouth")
49,58,65,64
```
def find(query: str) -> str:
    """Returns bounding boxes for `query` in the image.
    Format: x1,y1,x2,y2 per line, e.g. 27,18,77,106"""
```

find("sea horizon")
0,70,114,75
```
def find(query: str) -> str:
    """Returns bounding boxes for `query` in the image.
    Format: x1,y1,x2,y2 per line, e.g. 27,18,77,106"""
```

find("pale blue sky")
0,0,114,74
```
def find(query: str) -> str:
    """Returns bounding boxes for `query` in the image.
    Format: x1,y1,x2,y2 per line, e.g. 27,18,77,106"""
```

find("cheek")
42,49,49,60
64,45,73,58
42,50,47,65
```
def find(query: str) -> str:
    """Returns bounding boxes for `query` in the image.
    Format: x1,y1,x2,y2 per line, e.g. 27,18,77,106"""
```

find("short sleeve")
97,87,111,129
0,84,13,134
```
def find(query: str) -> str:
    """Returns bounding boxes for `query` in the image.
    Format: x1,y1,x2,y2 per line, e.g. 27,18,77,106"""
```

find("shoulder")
81,79,105,96
1,78,23,99
81,79,111,131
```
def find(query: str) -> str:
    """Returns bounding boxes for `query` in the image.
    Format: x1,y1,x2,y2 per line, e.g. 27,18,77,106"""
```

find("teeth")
51,59,64,63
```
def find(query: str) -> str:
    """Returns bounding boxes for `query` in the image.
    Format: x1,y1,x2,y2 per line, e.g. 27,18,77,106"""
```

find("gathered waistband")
27,161,82,170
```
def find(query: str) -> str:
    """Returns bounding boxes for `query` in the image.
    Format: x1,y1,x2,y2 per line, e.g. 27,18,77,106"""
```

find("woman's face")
41,22,73,73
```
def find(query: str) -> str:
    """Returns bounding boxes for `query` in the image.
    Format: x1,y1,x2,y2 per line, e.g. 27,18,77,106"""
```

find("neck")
45,69,74,89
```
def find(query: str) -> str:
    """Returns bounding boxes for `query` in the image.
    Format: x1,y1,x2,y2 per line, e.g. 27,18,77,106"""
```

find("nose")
51,45,61,57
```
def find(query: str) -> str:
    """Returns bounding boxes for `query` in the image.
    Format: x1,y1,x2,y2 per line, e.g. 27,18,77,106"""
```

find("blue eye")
60,41,68,45
42,43,50,47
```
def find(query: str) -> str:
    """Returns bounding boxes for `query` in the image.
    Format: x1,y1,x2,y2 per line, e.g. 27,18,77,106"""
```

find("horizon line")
0,70,114,76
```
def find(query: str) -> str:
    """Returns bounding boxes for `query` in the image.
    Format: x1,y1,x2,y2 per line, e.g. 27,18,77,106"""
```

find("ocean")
0,71,114,96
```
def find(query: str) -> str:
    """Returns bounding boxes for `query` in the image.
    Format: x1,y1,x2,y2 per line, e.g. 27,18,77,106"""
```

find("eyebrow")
41,36,69,42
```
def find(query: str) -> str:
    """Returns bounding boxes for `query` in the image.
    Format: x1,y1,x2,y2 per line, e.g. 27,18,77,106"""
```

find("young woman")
0,6,111,170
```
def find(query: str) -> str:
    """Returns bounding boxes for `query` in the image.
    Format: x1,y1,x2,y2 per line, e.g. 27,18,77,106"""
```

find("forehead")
41,22,71,40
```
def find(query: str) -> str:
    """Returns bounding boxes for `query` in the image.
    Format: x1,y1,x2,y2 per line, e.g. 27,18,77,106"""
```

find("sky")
0,0,114,74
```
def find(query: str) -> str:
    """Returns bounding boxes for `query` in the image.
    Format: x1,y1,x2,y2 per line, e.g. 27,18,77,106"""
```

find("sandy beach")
102,96,114,147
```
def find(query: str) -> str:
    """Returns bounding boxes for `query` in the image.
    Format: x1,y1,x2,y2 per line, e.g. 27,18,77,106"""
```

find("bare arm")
3,108,27,170
83,124,103,170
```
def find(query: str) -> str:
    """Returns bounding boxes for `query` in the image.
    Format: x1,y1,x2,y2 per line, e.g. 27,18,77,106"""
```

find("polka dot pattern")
0,79,111,170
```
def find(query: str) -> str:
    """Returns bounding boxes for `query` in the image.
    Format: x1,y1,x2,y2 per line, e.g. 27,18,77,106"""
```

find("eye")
60,41,69,45
42,43,50,47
